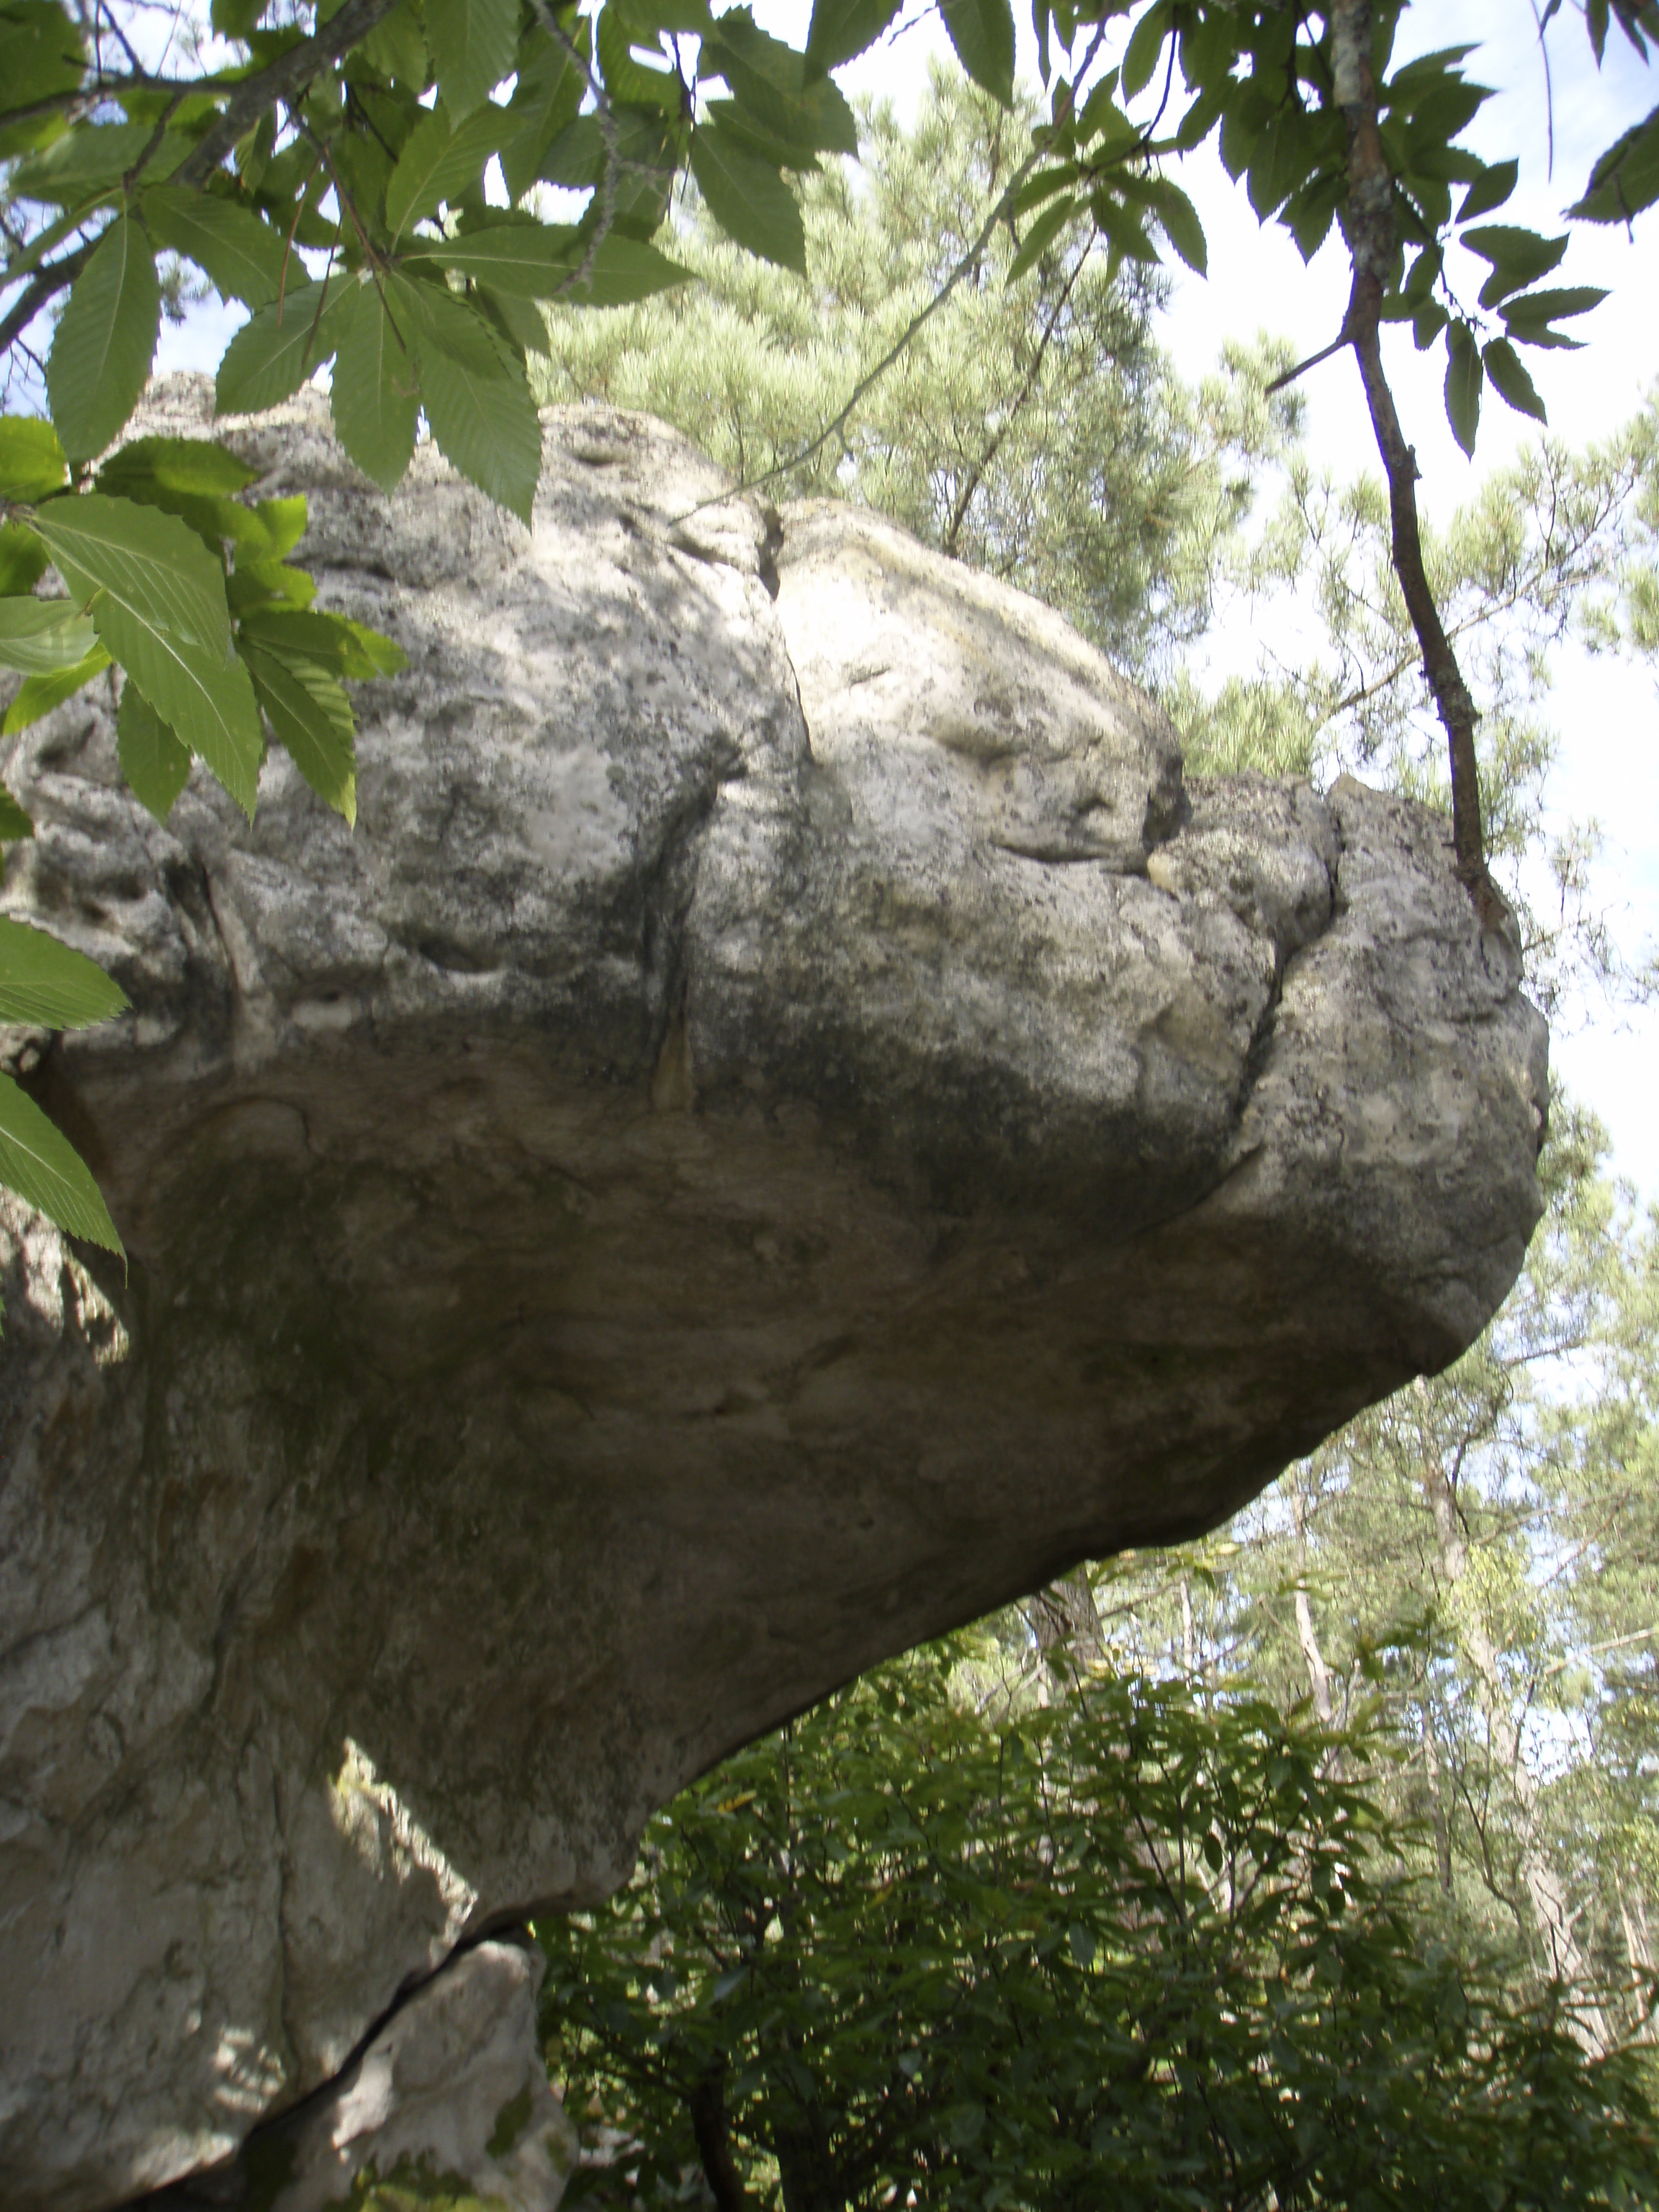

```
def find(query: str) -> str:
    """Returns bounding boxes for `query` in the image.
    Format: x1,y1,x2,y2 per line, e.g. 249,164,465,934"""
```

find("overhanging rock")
0,381,1547,2212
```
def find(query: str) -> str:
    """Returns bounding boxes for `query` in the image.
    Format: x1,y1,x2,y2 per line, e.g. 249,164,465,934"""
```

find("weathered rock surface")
0,379,1547,2212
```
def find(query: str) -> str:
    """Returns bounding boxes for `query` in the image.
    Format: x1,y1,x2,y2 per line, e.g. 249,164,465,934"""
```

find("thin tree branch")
1331,0,1509,931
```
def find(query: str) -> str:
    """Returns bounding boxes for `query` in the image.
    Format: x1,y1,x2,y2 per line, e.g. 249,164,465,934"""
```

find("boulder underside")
0,383,1547,2212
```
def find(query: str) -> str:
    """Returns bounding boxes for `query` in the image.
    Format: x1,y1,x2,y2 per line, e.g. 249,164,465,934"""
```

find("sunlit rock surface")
0,382,1547,2211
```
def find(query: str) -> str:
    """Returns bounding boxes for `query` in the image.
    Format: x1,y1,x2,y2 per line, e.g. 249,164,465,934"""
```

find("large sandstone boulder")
0,380,1546,2212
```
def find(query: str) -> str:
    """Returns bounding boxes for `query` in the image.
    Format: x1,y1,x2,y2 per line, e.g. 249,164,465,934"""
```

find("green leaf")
1460,223,1569,309
552,232,692,306
1151,177,1206,274
689,127,805,273
359,0,428,86
331,280,421,494
0,524,50,598
384,102,509,239
0,914,129,1028
140,185,289,309
1568,104,1659,221
425,0,518,122
0,596,98,675
0,1070,122,1251
703,10,859,156
1481,338,1547,423
1503,281,1610,327
1,642,110,734
237,606,406,680
805,0,902,71
1443,320,1482,457
499,23,588,203
10,123,186,204
0,416,68,501
403,217,583,293
595,3,675,110
0,1,84,162
96,436,262,500
1121,0,1172,99
116,679,193,823
0,783,32,840
31,495,265,815
46,215,161,464
393,276,542,524
1456,158,1519,222
1007,194,1076,282
241,639,356,824
214,277,351,414
228,557,316,613
938,0,1015,107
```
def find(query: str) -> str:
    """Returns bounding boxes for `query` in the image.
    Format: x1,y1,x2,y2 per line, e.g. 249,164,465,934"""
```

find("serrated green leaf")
0,783,32,840
214,277,351,414
1460,222,1569,309
540,114,603,188
805,0,902,70
1121,0,1171,98
1,642,110,733
553,232,692,306
703,12,858,156
0,1,84,162
1007,194,1076,282
392,276,541,524
237,606,405,680
0,1070,122,1251
499,23,587,202
241,639,356,824
140,185,289,309
0,914,129,1028
11,123,186,203
1444,320,1482,457
0,596,98,674
938,0,1015,106
228,558,316,613
1481,338,1547,423
403,217,583,293
1456,158,1519,222
0,525,50,598
426,0,518,122
0,417,68,502
31,495,264,814
1568,104,1659,221
384,102,510,239
331,280,421,495
690,127,805,273
97,436,262,500
46,216,161,464
595,2,675,109
116,679,192,823
1500,284,1610,328
359,0,428,85
1151,177,1206,274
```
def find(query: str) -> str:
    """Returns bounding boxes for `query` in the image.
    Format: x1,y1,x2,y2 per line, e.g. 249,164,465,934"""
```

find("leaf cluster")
541,1645,1659,2210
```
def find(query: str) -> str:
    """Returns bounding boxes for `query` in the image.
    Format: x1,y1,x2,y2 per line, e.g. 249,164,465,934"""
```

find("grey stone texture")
0,380,1547,2211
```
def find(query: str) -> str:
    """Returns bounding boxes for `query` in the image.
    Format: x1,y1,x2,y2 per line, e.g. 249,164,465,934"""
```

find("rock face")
0,379,1547,2212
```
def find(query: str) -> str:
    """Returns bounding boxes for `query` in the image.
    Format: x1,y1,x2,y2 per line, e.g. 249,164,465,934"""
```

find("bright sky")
156,1,1659,1204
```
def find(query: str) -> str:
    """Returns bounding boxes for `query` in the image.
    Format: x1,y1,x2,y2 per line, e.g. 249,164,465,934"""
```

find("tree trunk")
1290,1485,1335,1727
1028,1568,1107,1683
1419,1413,1614,2054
